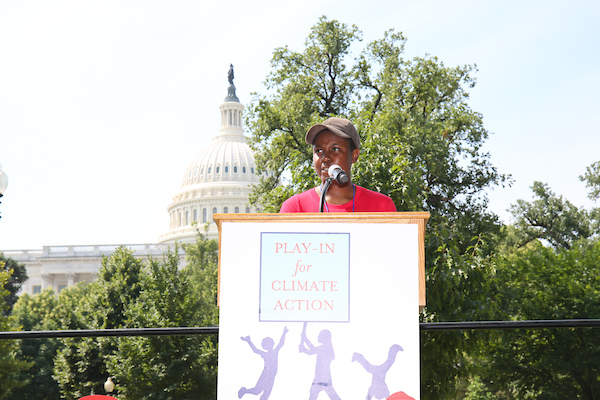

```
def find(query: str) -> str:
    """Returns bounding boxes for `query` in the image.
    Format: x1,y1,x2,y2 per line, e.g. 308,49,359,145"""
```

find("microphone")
328,164,349,184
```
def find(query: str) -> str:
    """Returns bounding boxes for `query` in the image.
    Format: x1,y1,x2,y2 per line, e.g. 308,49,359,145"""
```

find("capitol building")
1,72,261,296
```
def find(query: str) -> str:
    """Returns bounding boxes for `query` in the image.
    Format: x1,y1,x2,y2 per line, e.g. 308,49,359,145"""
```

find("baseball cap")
305,117,360,149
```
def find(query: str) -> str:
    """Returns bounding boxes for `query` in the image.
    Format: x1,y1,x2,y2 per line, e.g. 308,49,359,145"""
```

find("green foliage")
93,247,144,330
9,289,62,399
421,236,503,398
484,239,600,399
354,45,505,225
54,282,93,330
53,247,143,399
0,253,28,315
463,376,498,400
475,170,600,399
247,17,508,398
184,225,219,327
105,247,218,399
580,160,600,233
508,182,593,249
580,160,600,201
12,289,59,330
0,264,32,398
48,238,218,400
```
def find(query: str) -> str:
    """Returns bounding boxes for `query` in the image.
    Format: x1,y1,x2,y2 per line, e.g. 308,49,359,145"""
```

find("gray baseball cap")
305,117,360,149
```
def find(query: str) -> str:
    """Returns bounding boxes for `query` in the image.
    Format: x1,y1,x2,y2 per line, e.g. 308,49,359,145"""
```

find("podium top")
213,212,430,309
213,212,430,229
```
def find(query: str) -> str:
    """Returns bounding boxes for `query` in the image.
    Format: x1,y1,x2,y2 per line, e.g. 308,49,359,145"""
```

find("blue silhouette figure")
299,322,342,400
239,326,289,400
352,344,404,400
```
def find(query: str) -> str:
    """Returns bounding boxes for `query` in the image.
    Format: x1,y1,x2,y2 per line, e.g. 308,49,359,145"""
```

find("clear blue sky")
1,0,599,250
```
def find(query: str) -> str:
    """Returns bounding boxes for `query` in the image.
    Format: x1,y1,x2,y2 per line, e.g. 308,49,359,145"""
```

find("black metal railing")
2,319,599,340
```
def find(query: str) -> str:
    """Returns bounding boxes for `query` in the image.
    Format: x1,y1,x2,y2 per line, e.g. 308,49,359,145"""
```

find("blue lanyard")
323,184,355,212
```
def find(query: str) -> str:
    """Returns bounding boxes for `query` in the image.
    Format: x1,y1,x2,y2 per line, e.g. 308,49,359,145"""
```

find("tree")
478,166,600,399
0,253,28,315
51,237,219,400
508,181,593,249
0,264,31,397
53,247,143,399
8,289,62,400
105,244,218,400
247,17,508,398
580,160,600,233
184,224,219,327
581,160,600,202
485,239,600,399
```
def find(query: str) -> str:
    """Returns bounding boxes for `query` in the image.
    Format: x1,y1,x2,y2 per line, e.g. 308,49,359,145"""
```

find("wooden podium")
215,212,429,400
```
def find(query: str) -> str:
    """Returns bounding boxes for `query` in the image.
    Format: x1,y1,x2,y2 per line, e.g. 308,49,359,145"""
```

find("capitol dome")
158,71,261,244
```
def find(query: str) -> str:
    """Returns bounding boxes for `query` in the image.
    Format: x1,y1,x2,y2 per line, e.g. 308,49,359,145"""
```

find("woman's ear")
351,149,360,164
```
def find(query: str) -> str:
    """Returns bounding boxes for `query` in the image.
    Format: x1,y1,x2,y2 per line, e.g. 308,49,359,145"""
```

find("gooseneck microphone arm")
319,178,334,213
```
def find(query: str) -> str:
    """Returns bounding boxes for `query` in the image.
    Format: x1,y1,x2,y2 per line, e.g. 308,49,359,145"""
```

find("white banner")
218,222,420,400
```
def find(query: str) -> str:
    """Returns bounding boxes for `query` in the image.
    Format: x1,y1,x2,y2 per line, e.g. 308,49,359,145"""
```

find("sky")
0,0,599,250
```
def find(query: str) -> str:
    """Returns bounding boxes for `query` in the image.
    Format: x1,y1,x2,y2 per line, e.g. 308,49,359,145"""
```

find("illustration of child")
238,326,289,400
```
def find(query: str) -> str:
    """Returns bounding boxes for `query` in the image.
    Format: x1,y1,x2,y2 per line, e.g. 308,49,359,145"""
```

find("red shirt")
279,185,397,213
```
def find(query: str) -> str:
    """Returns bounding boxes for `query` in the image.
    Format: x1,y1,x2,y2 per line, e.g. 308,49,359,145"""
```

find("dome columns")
220,102,245,132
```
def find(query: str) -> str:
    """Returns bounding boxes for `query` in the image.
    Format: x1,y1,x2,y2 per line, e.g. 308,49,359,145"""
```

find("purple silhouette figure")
299,323,342,400
352,344,404,400
239,326,289,400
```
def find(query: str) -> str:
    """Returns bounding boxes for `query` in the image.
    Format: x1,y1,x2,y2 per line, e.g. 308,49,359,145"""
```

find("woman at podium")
279,117,397,213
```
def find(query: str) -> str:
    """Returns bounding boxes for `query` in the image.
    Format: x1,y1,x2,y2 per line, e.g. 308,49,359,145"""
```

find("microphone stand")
319,178,334,213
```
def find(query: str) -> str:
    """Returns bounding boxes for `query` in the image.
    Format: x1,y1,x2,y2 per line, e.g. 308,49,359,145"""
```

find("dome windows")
246,207,250,213
179,141,260,188
224,207,228,213
234,206,239,213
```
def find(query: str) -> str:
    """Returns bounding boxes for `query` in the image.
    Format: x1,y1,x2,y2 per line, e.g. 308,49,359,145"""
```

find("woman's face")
312,130,359,185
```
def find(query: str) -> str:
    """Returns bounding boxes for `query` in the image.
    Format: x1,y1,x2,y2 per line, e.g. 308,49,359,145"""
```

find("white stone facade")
4,244,185,295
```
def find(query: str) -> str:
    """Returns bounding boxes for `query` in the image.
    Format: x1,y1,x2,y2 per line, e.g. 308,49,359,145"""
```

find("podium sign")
215,213,428,400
